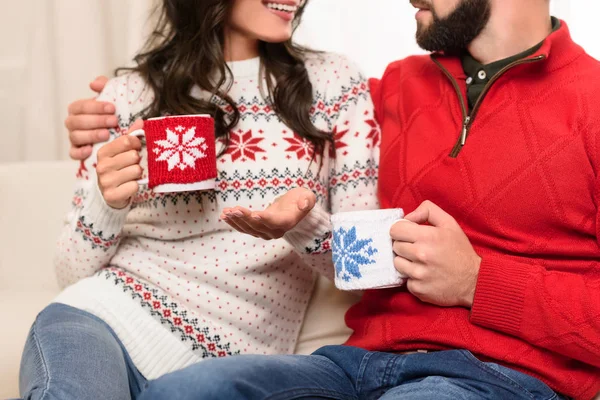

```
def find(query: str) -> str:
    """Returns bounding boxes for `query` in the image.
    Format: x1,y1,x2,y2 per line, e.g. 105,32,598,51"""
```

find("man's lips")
410,1,431,11
411,1,432,20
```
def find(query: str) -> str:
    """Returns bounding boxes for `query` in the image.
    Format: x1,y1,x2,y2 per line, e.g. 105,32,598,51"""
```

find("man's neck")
467,1,552,65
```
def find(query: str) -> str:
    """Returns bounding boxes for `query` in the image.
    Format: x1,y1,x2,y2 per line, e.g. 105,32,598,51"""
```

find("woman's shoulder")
304,51,367,89
99,72,153,116
304,52,366,75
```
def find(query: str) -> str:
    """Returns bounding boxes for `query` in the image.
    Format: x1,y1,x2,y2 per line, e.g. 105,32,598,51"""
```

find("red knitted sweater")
345,22,600,400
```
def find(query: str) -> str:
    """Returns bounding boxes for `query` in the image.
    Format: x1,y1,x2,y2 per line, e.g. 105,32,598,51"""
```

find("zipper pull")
461,116,471,146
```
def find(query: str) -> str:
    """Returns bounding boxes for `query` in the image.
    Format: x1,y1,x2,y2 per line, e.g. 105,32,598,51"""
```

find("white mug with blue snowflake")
331,208,406,291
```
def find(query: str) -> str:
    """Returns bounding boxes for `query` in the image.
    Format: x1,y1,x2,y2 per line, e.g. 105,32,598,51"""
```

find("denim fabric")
140,345,564,400
19,303,146,400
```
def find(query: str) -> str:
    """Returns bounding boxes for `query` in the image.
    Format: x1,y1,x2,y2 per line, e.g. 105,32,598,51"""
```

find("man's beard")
415,0,491,54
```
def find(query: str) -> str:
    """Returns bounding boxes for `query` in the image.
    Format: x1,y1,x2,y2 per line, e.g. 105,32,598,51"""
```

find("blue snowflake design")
332,226,378,282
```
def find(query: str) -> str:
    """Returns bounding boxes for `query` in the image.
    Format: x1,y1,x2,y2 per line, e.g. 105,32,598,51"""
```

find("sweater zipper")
432,55,546,158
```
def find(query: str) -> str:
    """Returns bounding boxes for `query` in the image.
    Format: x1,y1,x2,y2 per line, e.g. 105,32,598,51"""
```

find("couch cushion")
0,290,58,399
0,161,77,291
294,277,360,355
0,161,77,398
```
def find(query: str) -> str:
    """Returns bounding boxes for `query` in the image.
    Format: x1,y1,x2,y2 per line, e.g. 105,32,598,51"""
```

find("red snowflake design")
329,126,350,158
225,130,266,162
365,119,380,147
76,161,89,180
284,133,315,160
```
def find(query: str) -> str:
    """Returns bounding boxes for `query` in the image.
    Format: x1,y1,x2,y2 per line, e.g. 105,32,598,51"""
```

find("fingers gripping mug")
130,115,217,193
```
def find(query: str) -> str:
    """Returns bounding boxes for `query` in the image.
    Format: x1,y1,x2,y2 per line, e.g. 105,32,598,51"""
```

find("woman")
19,0,379,399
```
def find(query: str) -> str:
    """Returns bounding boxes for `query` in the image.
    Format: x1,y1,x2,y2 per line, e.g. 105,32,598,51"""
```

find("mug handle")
129,129,149,185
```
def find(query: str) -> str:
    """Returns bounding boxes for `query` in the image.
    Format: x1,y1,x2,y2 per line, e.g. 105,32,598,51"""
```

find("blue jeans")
140,345,564,400
20,304,564,400
19,303,147,400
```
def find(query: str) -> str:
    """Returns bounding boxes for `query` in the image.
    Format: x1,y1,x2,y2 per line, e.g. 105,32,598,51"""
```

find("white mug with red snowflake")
130,115,217,193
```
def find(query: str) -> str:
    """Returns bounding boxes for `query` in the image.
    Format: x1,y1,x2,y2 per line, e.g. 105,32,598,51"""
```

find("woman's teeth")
266,3,298,13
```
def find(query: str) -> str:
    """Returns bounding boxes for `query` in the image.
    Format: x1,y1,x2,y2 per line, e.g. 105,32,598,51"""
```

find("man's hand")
391,201,481,308
220,188,316,240
96,121,144,210
65,76,118,160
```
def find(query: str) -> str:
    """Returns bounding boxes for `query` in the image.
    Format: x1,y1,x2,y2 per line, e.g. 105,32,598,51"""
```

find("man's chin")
415,24,429,43
415,27,434,52
416,19,432,32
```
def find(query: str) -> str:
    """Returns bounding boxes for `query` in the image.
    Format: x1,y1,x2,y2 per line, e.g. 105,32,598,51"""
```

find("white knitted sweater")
54,53,380,379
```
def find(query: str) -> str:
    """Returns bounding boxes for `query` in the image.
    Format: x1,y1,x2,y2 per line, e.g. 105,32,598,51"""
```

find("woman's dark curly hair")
119,0,330,157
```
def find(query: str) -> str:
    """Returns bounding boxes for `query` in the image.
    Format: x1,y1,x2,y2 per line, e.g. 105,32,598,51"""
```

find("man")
66,0,600,398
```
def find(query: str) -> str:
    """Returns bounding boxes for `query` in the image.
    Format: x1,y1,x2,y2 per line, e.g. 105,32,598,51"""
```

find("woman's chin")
257,31,293,44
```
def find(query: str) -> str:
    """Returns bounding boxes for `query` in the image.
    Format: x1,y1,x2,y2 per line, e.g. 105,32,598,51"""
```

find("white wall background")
0,0,153,163
296,0,600,78
0,0,598,162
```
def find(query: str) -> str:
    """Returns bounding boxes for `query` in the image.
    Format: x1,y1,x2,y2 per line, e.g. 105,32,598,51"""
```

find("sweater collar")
431,19,585,79
226,57,261,79
533,20,585,70
191,57,261,98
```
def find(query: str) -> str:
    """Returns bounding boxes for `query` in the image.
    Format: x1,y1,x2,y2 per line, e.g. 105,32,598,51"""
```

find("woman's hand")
220,187,316,240
96,121,144,210
65,76,118,160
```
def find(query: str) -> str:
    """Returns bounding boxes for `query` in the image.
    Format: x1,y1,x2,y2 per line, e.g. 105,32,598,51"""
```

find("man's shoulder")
576,54,600,125
380,54,434,81
556,52,600,111
575,52,600,82
370,55,436,102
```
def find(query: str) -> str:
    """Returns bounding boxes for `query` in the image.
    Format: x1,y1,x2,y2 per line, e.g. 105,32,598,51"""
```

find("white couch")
1,162,597,400
0,161,361,399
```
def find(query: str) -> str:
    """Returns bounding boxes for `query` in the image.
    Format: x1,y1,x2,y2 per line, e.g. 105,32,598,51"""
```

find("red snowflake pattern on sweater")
76,161,89,180
329,126,350,158
224,129,266,162
283,133,315,161
365,119,380,148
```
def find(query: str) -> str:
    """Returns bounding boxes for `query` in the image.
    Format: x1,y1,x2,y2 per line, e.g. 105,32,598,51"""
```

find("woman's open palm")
220,187,316,240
